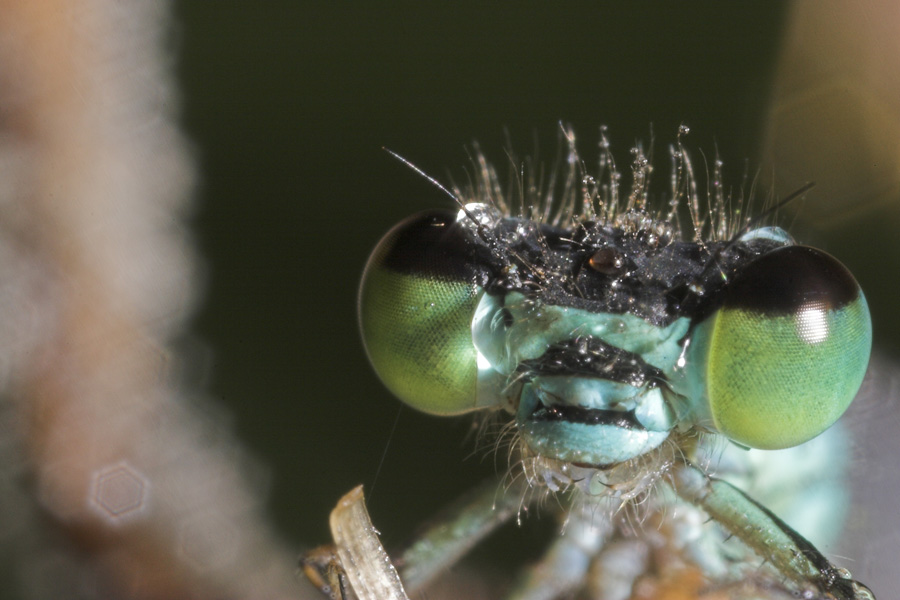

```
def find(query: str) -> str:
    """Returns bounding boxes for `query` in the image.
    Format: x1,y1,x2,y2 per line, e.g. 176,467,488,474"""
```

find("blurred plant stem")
0,2,307,598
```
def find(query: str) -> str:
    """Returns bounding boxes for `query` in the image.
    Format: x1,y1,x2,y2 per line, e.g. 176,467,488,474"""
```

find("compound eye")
704,246,872,449
358,210,484,415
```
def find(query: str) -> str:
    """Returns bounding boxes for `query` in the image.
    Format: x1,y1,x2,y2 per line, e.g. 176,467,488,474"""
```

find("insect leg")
671,461,875,600
396,477,526,592
503,498,614,600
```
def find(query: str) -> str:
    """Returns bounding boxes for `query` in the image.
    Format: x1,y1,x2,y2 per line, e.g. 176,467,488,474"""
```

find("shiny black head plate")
473,215,785,327
376,208,788,327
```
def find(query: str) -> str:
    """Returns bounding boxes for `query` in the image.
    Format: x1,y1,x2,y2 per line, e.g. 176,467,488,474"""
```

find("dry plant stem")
0,2,307,599
330,486,410,600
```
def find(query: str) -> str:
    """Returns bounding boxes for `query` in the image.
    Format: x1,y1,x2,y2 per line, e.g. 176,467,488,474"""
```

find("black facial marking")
530,402,646,429
517,337,667,388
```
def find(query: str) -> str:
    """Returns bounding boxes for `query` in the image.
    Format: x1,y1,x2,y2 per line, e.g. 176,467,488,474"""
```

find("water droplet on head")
457,202,501,230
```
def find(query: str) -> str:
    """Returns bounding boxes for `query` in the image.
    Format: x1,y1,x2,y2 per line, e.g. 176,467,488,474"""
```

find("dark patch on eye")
723,246,860,314
375,209,492,286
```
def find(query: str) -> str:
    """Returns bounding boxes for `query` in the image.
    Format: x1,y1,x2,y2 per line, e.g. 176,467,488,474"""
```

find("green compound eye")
358,210,484,415
701,246,872,449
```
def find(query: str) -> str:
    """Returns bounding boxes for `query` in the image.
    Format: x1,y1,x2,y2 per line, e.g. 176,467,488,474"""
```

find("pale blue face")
359,202,872,468
472,291,684,465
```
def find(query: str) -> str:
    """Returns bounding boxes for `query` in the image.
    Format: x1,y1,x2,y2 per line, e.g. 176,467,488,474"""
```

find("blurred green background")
175,0,898,585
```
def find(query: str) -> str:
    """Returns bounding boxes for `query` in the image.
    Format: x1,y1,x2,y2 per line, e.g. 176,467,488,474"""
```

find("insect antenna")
727,180,814,245
386,146,551,291
681,181,815,298
383,147,500,250
384,147,461,204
